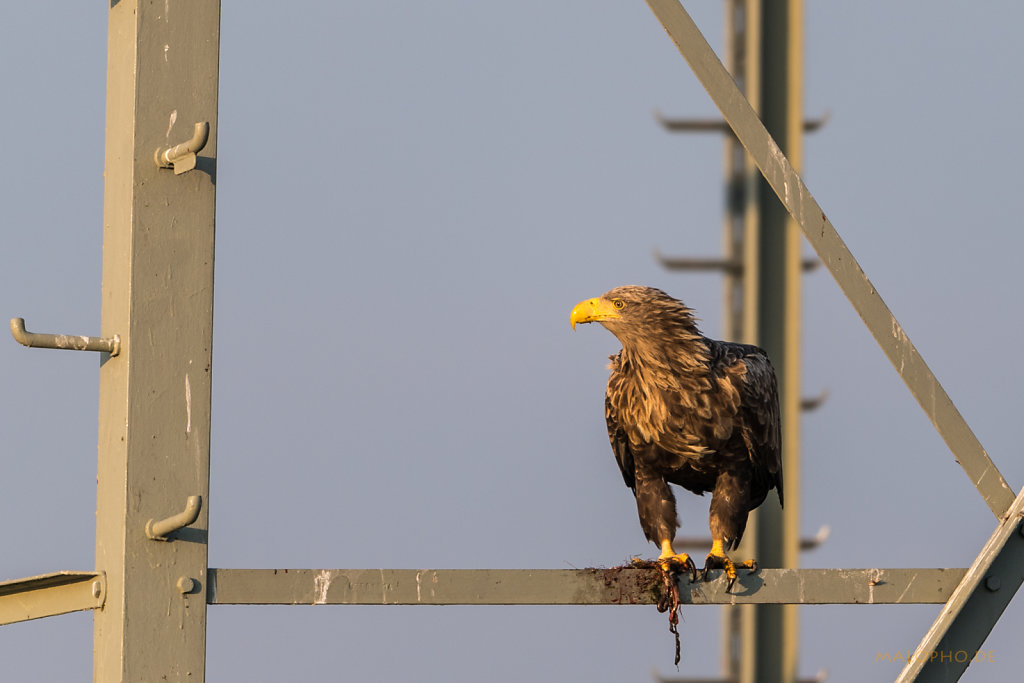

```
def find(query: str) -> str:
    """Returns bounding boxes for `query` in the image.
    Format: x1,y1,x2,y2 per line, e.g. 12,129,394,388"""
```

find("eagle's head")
570,286,701,349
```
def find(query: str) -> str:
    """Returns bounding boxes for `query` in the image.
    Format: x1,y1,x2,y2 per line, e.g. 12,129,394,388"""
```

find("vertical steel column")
720,0,748,342
94,2,220,680
721,2,762,680
753,1,803,682
738,5,764,680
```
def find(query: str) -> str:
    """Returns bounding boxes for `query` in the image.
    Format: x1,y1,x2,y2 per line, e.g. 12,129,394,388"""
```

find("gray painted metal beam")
896,488,1024,682
207,568,966,606
653,252,819,274
655,110,830,133
0,571,105,626
751,2,804,680
643,0,1015,520
94,1,219,680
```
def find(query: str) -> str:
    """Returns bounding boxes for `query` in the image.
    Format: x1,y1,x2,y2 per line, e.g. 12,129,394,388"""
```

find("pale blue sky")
2,1,1022,681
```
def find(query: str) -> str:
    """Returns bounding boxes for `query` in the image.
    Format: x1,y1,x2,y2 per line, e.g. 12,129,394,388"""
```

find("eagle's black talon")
670,559,690,583
671,555,697,584
658,554,698,584
702,552,752,593
700,553,719,582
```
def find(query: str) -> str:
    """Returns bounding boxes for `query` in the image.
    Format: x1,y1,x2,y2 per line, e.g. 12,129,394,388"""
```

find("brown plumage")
571,285,782,586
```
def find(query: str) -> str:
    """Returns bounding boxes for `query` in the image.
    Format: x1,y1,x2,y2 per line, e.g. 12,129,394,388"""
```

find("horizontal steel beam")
207,568,966,606
653,251,820,274
0,565,969,619
0,571,105,626
644,0,1015,519
654,109,830,134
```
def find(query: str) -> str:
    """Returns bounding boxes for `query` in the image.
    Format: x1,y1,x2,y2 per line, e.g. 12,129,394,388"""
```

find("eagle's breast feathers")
606,343,767,475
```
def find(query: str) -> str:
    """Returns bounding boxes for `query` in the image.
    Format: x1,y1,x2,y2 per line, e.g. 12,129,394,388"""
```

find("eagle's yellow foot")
702,540,758,592
657,541,698,583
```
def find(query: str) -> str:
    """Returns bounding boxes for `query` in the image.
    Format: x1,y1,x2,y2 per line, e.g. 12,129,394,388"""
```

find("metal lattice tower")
1,2,1021,681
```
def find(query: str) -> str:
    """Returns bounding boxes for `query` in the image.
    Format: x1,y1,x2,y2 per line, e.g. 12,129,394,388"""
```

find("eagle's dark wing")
709,340,783,507
605,354,636,492
741,349,783,506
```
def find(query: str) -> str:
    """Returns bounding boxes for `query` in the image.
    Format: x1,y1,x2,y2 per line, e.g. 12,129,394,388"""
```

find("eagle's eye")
612,299,625,310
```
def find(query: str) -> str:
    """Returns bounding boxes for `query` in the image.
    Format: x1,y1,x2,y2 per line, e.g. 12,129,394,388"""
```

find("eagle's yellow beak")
570,297,621,330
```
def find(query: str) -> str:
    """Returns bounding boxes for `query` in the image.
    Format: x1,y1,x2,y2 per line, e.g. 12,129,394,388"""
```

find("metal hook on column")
10,318,120,356
155,122,210,175
146,495,203,541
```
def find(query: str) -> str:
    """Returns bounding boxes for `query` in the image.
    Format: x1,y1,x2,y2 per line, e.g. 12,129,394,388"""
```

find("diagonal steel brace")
643,0,1014,519
896,486,1024,681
